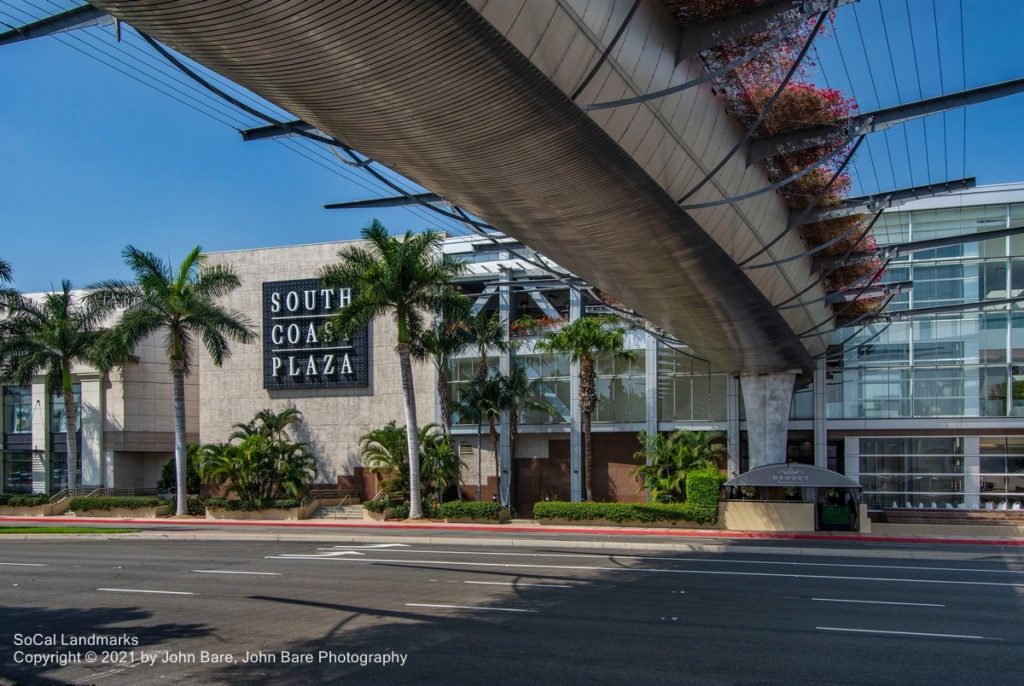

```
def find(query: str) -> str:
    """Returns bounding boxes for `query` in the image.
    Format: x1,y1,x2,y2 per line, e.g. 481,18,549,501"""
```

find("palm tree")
633,430,725,503
412,298,471,438
0,282,120,491
87,246,256,515
537,316,633,501
467,311,512,382
501,362,557,473
231,407,304,442
320,220,466,518
359,421,461,502
0,259,15,310
457,374,505,503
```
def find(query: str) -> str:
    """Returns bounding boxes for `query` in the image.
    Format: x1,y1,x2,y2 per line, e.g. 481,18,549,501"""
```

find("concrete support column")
569,288,582,502
644,332,658,502
963,436,980,509
739,371,797,469
79,375,104,487
30,380,49,494
813,358,828,469
498,269,512,507
726,375,741,477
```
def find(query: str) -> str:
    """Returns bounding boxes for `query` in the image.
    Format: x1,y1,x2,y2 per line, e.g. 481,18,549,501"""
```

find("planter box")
205,507,303,521
0,502,68,517
364,508,400,521
69,506,169,519
719,501,813,532
536,517,718,529
445,509,510,524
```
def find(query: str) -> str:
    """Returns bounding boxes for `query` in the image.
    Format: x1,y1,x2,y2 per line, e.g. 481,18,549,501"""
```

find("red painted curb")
1,515,1022,546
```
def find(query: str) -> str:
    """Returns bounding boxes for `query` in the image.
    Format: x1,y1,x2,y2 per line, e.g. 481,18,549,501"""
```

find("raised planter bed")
205,507,303,521
363,508,395,522
0,503,68,517
70,506,169,519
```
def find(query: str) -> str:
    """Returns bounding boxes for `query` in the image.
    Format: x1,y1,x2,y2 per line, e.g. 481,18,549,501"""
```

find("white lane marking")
97,588,196,595
817,627,1001,640
278,551,364,558
0,562,46,567
325,543,411,549
192,570,281,576
464,580,573,589
264,556,1024,588
406,603,537,613
321,548,1024,576
812,598,945,608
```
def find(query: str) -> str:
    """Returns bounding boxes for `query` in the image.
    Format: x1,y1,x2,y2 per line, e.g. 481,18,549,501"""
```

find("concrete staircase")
310,503,364,520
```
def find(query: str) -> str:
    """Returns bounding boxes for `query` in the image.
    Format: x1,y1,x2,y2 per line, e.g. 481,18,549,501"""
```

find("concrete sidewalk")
2,514,1023,547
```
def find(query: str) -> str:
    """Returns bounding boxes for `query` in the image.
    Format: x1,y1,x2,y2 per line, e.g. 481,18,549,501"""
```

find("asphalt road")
0,537,1021,685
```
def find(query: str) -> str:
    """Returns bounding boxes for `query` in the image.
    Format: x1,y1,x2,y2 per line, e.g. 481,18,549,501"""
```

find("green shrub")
685,469,726,510
157,444,202,493
0,494,50,507
204,498,299,511
438,501,504,520
68,496,161,511
532,501,717,524
169,495,207,516
362,500,389,513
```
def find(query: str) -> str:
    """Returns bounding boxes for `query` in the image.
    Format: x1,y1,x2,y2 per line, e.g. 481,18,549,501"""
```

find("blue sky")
1,0,1022,292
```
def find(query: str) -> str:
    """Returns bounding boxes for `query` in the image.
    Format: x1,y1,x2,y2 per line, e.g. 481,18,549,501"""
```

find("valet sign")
262,279,370,389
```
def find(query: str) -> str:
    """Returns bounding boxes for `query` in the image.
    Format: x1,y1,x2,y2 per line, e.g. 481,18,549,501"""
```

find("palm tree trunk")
582,411,593,502
476,421,482,500
437,363,451,437
62,362,78,492
398,344,423,519
489,421,501,506
172,364,188,516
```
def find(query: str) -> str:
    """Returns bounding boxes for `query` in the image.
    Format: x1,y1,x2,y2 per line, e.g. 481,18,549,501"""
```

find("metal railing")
48,487,158,503
300,488,356,509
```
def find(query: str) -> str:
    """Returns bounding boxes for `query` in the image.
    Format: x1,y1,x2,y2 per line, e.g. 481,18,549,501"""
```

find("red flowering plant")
798,214,877,256
664,0,773,25
780,167,850,209
824,255,885,293
510,315,567,337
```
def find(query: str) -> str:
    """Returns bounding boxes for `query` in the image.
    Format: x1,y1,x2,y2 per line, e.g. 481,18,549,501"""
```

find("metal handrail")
300,488,353,508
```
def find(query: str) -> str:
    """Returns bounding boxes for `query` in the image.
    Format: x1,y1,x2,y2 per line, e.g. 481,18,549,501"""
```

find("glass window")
3,386,32,434
2,452,33,493
980,366,1008,416
594,350,645,423
50,384,82,434
514,353,570,425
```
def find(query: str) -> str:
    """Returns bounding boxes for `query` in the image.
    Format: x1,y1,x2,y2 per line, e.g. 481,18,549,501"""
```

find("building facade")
4,185,1020,516
0,324,198,494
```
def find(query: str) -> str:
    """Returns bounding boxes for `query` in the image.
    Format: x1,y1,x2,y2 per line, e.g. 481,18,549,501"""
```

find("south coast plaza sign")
262,279,370,389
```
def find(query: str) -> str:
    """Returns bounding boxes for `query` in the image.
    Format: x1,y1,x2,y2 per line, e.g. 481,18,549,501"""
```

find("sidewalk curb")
2,515,1023,547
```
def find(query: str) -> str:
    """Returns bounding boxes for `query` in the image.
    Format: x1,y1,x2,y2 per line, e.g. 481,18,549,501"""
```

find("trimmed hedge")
685,469,726,509
204,498,299,511
0,494,50,507
68,496,161,511
532,501,717,524
437,501,504,520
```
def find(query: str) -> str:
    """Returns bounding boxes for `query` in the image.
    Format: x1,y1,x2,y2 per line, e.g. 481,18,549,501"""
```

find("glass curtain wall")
979,436,1024,509
656,345,727,422
832,203,1024,418
859,437,965,510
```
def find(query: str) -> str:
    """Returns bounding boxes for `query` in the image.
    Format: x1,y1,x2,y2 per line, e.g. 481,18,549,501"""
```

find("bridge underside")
92,0,815,373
